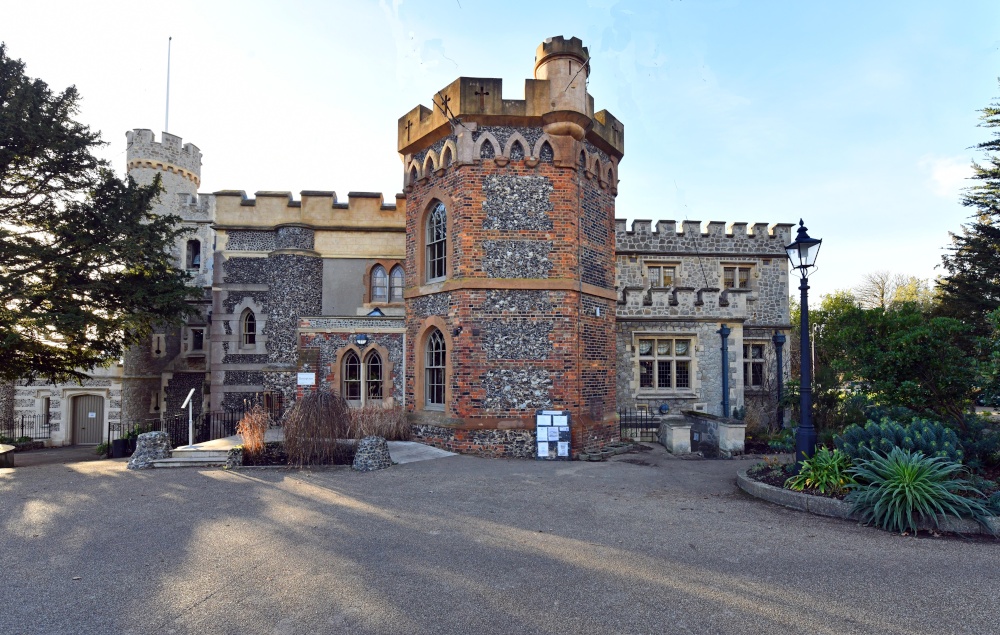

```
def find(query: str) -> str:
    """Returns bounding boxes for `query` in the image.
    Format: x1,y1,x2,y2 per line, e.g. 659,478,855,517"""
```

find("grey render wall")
322,259,369,315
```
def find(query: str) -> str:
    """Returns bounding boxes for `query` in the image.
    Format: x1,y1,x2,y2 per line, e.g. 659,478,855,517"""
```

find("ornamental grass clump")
235,405,270,461
845,447,994,535
784,447,855,495
351,405,410,441
283,391,355,466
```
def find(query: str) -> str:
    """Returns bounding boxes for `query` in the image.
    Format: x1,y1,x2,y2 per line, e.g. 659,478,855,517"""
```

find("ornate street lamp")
785,219,822,468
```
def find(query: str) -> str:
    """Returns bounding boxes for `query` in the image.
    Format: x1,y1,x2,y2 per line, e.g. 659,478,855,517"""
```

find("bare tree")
854,271,933,309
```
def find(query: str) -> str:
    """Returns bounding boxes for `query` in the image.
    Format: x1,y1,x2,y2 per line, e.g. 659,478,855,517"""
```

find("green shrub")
956,416,1000,470
94,442,110,456
835,417,963,463
15,436,32,443
846,447,994,535
768,429,794,453
785,447,855,495
989,492,1000,515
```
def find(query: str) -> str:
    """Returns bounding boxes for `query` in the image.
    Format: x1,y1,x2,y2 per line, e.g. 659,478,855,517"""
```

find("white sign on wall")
297,372,316,386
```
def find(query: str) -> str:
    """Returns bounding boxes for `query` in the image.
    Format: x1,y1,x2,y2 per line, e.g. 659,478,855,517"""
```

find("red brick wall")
404,135,619,457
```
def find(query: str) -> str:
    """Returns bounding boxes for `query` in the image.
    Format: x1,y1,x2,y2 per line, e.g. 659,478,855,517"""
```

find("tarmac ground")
1,443,997,635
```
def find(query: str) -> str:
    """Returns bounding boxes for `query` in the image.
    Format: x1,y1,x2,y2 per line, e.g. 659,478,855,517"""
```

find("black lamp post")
785,219,822,468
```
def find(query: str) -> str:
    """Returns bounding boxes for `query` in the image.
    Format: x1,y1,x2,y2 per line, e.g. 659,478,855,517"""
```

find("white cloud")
919,155,973,197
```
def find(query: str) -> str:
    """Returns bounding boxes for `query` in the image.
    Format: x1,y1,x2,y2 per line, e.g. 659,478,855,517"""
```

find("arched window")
389,265,404,302
186,239,201,271
425,328,445,408
343,350,361,402
371,265,388,302
365,351,383,401
241,309,256,347
426,203,447,282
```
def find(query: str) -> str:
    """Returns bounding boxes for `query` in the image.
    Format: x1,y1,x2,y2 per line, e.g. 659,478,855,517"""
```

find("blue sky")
5,0,1000,296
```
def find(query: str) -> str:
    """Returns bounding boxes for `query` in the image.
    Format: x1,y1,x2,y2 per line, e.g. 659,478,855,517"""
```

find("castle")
3,37,792,456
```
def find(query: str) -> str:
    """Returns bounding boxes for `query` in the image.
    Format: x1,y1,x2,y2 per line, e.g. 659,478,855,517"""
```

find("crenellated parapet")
615,219,795,256
214,190,405,260
126,129,202,187
398,36,623,172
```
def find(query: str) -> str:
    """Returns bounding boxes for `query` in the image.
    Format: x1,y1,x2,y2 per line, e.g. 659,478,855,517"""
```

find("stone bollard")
352,436,392,472
127,431,171,470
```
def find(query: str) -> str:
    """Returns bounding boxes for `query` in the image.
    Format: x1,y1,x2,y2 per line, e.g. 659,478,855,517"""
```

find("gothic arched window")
424,328,445,408
365,351,383,401
425,203,447,282
389,265,404,302
371,265,388,302
241,309,256,348
343,350,362,403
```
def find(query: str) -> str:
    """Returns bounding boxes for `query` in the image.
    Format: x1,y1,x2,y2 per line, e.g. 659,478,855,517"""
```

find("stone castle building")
4,37,792,456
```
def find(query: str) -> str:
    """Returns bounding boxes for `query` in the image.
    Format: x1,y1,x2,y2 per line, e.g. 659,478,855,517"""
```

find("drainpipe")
718,324,731,417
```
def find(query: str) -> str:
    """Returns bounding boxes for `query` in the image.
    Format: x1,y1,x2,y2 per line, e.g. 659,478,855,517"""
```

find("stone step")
171,448,230,459
151,456,226,468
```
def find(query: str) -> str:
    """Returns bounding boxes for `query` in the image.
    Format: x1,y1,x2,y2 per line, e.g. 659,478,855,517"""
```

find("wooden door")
72,395,105,445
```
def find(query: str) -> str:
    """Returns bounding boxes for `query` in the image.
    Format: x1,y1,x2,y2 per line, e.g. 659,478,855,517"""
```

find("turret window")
426,203,447,282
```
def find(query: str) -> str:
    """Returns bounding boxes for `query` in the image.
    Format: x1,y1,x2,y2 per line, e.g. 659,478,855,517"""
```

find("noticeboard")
535,410,571,461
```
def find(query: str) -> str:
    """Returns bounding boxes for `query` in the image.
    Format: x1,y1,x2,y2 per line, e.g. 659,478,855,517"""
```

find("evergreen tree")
939,84,1000,335
0,43,195,383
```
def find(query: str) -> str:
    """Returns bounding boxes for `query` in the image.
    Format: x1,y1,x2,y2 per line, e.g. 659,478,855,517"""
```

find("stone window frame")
185,239,202,272
645,261,679,288
232,298,266,354
722,263,755,290
363,260,405,305
426,203,447,283
184,326,206,355
634,334,696,396
371,265,389,303
415,190,456,287
414,318,452,413
743,340,767,389
332,342,394,408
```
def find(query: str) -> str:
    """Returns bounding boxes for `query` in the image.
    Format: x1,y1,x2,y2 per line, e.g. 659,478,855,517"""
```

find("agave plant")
845,447,994,535
785,447,855,495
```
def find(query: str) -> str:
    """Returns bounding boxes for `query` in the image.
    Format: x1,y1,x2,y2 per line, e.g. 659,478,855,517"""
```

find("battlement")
214,190,405,231
126,129,202,186
615,219,794,256
398,37,622,160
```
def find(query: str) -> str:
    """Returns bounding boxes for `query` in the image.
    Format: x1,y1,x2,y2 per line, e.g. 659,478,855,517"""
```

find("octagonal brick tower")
399,36,624,456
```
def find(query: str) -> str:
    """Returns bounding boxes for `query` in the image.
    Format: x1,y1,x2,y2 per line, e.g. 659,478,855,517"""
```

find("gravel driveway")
1,444,996,634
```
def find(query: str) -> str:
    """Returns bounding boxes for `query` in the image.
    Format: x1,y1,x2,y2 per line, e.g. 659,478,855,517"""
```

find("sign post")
180,388,196,448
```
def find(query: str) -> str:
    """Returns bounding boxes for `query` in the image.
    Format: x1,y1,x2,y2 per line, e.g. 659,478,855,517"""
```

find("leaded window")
647,264,676,287
426,203,447,282
343,351,362,402
366,351,383,401
744,342,765,388
389,265,404,302
638,337,691,391
723,266,752,289
371,265,388,302
425,328,445,407
241,310,256,347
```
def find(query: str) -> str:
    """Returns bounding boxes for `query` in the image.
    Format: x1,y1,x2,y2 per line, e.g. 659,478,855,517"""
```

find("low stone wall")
411,423,536,458
684,410,746,458
737,468,1000,536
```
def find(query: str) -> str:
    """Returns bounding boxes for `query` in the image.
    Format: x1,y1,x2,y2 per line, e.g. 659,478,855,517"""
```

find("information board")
535,410,571,461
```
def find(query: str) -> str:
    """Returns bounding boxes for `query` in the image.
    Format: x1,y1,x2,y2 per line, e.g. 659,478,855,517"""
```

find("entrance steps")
151,443,231,468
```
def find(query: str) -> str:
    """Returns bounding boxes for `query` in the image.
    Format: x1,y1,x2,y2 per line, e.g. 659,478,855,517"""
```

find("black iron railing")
619,407,661,440
0,413,52,441
107,401,284,453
